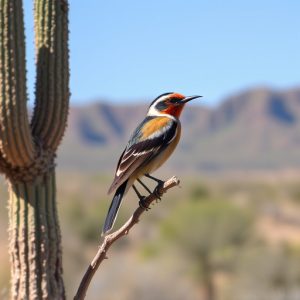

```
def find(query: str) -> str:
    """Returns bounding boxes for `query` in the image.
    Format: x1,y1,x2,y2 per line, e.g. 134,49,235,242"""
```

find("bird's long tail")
102,180,128,235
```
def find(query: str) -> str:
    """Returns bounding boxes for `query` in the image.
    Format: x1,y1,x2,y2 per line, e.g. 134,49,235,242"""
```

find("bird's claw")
154,185,163,202
139,197,150,210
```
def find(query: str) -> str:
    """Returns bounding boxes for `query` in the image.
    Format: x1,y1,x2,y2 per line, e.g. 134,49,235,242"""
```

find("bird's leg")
132,184,150,210
145,173,164,184
137,179,152,195
145,174,164,201
132,184,145,200
138,178,162,203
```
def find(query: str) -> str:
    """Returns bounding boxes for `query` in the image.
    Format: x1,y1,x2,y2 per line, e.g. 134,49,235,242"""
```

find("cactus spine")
0,0,69,299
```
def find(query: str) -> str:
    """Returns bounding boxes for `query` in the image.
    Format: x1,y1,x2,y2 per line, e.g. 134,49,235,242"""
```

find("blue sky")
24,1,300,106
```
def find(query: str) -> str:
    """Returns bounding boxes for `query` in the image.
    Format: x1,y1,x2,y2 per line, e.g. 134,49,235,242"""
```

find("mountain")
57,87,300,172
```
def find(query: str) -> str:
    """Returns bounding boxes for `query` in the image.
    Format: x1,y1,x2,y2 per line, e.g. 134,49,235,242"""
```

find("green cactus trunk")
8,171,65,299
0,0,69,299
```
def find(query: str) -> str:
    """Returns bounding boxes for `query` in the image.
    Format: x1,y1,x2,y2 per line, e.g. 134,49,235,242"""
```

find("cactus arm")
0,0,35,167
31,0,69,151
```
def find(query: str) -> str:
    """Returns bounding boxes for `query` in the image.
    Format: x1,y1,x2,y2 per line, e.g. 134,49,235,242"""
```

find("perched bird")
102,92,201,235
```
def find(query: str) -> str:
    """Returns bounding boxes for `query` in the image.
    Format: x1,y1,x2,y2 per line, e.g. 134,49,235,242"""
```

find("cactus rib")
32,0,69,151
0,0,35,167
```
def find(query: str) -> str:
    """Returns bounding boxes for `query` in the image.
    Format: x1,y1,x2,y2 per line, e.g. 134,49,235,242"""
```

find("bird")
102,92,202,235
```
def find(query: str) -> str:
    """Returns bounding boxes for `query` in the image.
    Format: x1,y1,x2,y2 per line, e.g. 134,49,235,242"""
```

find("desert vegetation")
1,172,300,299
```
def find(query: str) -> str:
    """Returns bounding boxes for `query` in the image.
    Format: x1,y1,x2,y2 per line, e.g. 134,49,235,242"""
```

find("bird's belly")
136,125,181,177
147,141,177,173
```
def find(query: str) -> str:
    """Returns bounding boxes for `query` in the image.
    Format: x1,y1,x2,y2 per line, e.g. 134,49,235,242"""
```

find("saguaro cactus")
0,0,69,299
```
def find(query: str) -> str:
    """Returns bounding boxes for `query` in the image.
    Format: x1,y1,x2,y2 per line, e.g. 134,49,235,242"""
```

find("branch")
74,176,180,300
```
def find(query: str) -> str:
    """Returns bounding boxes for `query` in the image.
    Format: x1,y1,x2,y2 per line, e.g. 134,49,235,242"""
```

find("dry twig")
74,176,180,300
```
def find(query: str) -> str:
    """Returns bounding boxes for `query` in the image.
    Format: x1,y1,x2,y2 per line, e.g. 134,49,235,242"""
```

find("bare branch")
74,176,180,300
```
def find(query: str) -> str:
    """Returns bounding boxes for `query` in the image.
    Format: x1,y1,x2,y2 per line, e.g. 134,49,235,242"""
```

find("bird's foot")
139,196,150,210
154,183,164,202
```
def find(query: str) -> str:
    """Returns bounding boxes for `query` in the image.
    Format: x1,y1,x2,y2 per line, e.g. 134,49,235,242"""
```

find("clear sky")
24,1,300,106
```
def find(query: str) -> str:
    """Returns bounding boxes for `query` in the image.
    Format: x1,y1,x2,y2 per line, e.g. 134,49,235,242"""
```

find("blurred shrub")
229,243,300,300
288,183,300,203
63,193,130,244
162,200,253,254
139,243,161,260
189,183,211,201
161,199,254,300
64,196,106,242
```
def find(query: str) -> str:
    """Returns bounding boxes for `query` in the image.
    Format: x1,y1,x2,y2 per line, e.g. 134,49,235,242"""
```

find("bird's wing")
108,116,178,194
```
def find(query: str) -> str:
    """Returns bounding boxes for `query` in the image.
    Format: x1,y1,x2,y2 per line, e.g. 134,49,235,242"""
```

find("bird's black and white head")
147,92,202,118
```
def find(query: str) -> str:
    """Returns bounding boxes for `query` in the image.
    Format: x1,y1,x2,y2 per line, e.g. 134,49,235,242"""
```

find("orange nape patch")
162,105,184,118
141,117,171,139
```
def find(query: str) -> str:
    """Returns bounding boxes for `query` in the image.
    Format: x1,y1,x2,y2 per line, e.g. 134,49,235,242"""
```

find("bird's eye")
168,98,178,104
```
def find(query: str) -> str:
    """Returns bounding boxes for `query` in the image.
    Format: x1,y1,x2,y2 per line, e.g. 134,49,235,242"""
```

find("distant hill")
57,87,300,172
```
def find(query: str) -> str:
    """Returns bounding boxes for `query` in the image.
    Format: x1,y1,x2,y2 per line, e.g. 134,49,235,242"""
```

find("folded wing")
108,116,177,194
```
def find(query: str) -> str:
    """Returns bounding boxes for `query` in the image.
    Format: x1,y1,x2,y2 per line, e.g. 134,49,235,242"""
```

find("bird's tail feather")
102,180,128,236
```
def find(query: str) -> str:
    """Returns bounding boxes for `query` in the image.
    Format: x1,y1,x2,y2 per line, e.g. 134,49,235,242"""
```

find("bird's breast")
141,122,181,175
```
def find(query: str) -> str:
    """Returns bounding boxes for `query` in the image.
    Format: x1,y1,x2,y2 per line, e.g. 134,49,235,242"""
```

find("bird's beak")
181,95,202,104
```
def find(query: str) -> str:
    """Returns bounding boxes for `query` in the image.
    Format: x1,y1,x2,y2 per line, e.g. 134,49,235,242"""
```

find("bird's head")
147,92,202,118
